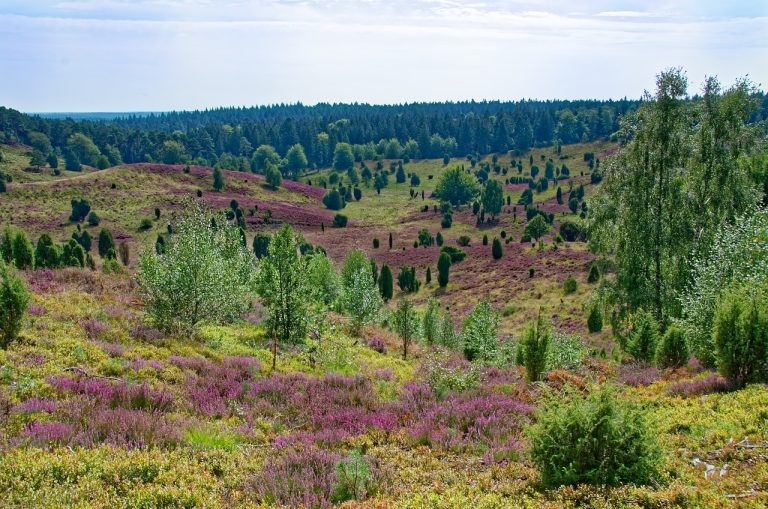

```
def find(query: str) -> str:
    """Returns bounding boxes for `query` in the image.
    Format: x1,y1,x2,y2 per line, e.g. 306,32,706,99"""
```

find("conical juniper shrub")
528,384,662,487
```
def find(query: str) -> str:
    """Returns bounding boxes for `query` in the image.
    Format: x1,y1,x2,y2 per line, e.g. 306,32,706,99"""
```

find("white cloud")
0,0,766,111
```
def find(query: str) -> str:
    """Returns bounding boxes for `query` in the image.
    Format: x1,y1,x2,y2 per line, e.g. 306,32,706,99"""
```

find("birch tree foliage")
255,223,309,345
342,266,382,336
682,208,768,366
138,202,257,333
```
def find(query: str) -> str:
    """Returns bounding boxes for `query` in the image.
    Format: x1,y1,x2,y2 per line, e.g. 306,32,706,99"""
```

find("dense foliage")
529,385,662,488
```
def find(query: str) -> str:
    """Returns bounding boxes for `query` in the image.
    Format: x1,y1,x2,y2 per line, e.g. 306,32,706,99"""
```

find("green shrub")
396,266,420,293
655,324,689,369
587,264,600,283
462,299,499,362
372,238,379,249
713,283,768,388
491,237,502,260
563,274,577,294
457,235,471,247
332,214,348,228
439,245,466,263
627,309,659,362
11,231,34,270
528,385,661,487
521,314,550,382
35,233,61,269
482,234,488,245
546,332,584,371
323,189,345,210
138,218,153,231
437,252,451,288
587,306,603,333
87,211,101,226
0,260,30,349
331,450,375,503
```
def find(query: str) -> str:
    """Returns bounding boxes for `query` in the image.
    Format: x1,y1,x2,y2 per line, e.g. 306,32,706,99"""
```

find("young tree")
306,253,341,308
341,249,369,289
482,179,504,219
61,239,85,267
137,201,256,333
265,163,282,189
213,167,225,191
378,264,394,301
521,313,551,382
462,299,499,362
422,298,440,344
0,227,13,264
322,189,345,210
0,260,30,349
437,251,451,288
437,310,460,349
655,324,689,369
342,266,382,336
397,266,420,293
256,223,308,344
523,215,549,241
393,298,419,359
587,306,603,333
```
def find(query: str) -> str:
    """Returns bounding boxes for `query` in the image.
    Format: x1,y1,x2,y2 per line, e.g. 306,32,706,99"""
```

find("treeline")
0,100,648,171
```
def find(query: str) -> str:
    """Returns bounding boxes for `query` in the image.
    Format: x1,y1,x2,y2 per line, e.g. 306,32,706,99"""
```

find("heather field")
3,112,768,509
1,268,768,508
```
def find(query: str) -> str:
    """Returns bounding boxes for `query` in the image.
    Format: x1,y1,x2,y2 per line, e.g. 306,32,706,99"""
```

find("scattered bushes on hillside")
529,385,661,487
434,166,480,205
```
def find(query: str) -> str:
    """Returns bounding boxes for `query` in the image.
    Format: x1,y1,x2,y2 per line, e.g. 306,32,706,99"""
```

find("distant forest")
2,96,768,171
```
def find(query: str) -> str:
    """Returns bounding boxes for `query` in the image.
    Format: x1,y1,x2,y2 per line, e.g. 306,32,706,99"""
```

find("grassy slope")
3,141,609,337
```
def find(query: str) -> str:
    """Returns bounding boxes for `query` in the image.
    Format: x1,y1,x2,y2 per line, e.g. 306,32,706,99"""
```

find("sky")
1,0,766,112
